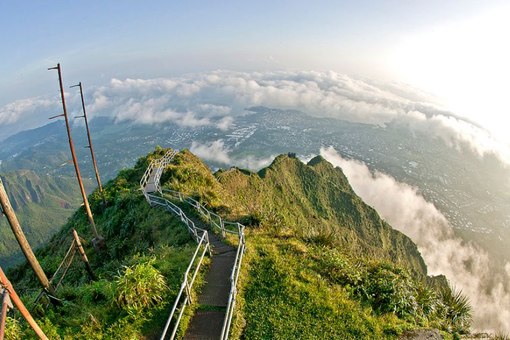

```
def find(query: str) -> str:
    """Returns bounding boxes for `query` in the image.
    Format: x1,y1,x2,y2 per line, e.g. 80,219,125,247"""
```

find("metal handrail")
160,231,209,340
142,149,246,340
161,189,246,340
140,149,177,200
162,189,242,236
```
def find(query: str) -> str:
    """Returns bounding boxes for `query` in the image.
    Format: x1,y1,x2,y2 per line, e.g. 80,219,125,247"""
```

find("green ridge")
0,170,92,267
4,148,471,339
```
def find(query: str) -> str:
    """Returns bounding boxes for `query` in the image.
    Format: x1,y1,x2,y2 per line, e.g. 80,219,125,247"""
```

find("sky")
1,0,509,144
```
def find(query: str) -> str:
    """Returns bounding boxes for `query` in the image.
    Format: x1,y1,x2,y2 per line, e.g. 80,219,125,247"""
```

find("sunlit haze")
1,1,509,145
387,4,510,144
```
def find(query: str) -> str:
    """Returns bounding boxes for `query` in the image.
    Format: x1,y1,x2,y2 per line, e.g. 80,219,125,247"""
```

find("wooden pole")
72,229,96,280
0,289,8,340
48,64,103,245
71,82,105,204
0,179,54,294
0,267,48,340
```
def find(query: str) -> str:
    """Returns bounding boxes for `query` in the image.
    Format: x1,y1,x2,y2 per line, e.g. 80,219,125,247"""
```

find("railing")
141,149,246,340
146,193,205,243
162,189,246,340
140,149,177,200
152,149,177,193
160,231,210,340
144,192,210,338
221,223,245,339
163,189,242,236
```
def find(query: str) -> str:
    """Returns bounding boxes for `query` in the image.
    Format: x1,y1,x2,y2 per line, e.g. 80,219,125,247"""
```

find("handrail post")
220,218,226,238
72,229,96,280
205,232,212,257
184,279,192,304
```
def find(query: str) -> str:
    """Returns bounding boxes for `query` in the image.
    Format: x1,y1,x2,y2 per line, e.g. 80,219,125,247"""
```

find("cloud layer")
190,139,275,170
321,146,510,333
1,70,508,164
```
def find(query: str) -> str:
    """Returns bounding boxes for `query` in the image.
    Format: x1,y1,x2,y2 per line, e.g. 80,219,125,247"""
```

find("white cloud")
89,71,510,166
1,70,508,165
321,146,510,333
0,97,55,125
232,154,276,170
216,116,234,131
190,140,231,164
189,139,276,170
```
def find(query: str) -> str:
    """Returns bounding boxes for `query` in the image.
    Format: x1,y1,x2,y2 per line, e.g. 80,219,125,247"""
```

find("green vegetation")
4,149,207,339
0,170,92,267
162,150,472,338
4,148,472,338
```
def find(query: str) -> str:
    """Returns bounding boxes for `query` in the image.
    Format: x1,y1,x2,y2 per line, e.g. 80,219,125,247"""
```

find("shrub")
4,316,24,340
39,317,61,339
115,258,168,315
437,286,471,333
105,316,143,339
82,279,115,305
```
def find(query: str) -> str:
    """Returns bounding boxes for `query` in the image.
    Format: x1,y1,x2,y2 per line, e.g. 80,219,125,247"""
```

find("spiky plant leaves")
437,286,472,333
115,258,168,315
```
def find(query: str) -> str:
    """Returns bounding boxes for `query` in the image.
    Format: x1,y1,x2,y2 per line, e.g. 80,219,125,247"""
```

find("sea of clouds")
1,70,509,166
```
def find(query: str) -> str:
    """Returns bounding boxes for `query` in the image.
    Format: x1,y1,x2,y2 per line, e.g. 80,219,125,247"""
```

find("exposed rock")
461,333,491,339
399,329,443,340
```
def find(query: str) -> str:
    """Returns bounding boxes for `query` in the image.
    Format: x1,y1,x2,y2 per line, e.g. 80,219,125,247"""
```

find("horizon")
1,0,510,147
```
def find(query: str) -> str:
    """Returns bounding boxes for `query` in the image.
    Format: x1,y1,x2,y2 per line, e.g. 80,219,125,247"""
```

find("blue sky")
1,0,509,141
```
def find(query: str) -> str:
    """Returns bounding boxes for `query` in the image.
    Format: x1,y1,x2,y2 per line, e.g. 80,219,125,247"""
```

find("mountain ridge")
0,170,91,267
3,148,469,338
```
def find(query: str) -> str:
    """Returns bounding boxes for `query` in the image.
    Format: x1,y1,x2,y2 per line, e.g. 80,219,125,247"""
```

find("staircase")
140,149,245,340
183,214,236,340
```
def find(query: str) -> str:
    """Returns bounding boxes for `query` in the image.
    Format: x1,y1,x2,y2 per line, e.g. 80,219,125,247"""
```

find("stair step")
183,212,237,338
183,310,226,340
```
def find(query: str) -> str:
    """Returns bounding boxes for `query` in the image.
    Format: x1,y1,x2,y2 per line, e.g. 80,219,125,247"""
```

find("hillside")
0,170,92,267
4,148,470,339
163,150,467,338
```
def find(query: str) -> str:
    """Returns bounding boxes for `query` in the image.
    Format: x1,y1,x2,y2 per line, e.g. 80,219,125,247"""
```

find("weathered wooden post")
0,288,10,339
0,179,54,294
70,82,105,205
48,64,104,249
0,267,48,340
72,229,96,280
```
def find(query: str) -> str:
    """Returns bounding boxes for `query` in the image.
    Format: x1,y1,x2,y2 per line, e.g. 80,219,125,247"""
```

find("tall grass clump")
115,258,168,315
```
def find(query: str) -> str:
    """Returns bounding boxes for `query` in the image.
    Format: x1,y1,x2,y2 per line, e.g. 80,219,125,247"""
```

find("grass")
233,231,413,339
5,148,209,339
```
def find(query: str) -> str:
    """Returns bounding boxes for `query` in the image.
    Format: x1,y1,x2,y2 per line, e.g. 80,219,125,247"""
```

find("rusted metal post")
0,179,54,294
0,289,9,340
72,229,96,280
0,267,48,340
48,64,104,247
70,82,105,204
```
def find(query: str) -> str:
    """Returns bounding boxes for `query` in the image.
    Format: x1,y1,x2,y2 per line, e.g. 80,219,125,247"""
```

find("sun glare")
388,5,510,143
